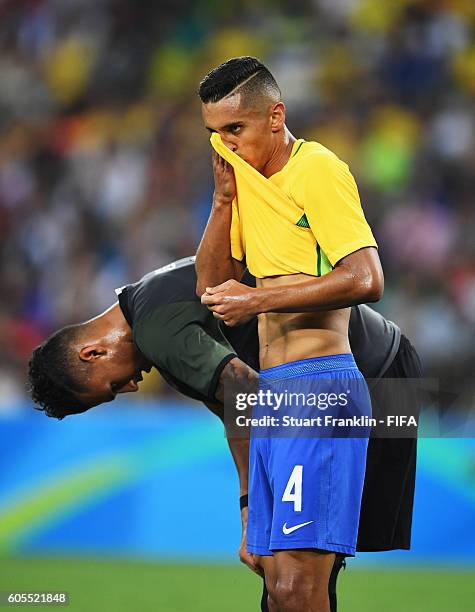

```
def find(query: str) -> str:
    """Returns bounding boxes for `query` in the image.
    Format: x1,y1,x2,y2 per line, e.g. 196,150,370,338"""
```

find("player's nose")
220,137,237,153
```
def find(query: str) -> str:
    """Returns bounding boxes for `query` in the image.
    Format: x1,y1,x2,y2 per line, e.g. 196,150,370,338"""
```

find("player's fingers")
252,563,265,578
206,280,233,294
209,305,226,314
244,561,261,576
201,292,221,305
214,152,225,170
205,285,222,294
239,550,263,577
249,553,265,577
238,549,251,566
213,152,228,176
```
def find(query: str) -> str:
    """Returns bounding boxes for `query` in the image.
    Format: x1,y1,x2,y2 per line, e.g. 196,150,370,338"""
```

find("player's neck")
86,302,132,338
261,127,296,178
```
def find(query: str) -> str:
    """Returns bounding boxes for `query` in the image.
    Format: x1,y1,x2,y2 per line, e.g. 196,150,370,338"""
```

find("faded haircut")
198,56,281,107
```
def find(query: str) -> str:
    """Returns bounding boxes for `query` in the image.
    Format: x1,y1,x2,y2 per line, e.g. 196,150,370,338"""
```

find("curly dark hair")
27,324,92,419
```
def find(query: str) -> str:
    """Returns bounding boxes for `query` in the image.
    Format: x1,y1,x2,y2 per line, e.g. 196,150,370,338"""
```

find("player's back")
119,256,199,314
116,256,235,402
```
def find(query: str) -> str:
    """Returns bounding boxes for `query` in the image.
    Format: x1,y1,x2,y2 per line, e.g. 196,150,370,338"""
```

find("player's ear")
270,101,285,132
79,344,107,363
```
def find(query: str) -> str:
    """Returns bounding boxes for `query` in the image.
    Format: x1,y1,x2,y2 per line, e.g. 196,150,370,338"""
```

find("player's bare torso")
256,273,351,369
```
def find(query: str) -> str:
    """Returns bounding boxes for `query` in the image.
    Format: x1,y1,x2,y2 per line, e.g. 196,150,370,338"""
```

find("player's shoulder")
124,256,199,320
290,140,347,177
139,254,195,287
288,141,350,200
299,139,337,157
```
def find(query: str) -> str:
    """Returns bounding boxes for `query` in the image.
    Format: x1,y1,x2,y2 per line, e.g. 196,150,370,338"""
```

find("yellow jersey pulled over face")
211,133,377,279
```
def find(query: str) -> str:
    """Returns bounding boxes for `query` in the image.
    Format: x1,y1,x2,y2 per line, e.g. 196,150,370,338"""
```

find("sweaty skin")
256,274,350,369
208,357,261,577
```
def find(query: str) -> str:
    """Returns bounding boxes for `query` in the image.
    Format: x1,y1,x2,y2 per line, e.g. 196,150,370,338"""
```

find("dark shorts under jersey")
357,334,421,551
115,257,236,404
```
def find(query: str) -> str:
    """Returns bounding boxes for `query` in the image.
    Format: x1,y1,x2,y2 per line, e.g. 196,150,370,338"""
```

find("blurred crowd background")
1,3,474,603
0,0,474,407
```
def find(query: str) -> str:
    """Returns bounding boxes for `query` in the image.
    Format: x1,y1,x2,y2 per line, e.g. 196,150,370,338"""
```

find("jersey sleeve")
230,198,245,262
299,154,377,266
133,303,236,401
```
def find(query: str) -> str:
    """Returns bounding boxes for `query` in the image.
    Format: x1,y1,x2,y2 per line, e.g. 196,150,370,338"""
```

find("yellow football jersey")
210,133,377,279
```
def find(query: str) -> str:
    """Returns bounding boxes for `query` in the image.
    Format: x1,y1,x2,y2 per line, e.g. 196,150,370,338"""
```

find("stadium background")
0,1,474,610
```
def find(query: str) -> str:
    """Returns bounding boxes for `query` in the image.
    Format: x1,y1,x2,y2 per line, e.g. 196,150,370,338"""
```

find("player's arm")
195,151,246,297
208,358,261,575
213,357,257,504
203,396,250,498
253,245,383,312
265,246,383,311
135,310,260,572
205,402,254,573
201,247,383,325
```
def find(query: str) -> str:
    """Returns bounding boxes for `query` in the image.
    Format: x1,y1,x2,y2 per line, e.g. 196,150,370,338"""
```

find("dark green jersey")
115,256,236,403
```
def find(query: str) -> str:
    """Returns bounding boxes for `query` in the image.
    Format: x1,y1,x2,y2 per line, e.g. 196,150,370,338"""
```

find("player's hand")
212,150,236,204
239,507,263,577
201,279,259,326
239,534,263,577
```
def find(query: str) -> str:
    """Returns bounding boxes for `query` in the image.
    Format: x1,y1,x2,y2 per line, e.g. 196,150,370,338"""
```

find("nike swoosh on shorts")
282,521,314,535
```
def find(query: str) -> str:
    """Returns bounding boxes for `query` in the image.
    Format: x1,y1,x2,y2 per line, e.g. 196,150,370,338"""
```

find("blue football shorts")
246,353,371,557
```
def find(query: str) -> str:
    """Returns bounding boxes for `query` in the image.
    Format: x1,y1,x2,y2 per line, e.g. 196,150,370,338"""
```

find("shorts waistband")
260,354,358,380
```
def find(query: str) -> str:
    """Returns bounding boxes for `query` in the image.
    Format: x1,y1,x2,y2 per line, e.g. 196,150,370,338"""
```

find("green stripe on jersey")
292,140,305,157
296,213,310,228
317,245,333,277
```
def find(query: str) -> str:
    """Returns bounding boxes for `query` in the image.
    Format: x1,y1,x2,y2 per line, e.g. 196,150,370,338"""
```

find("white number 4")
282,465,303,512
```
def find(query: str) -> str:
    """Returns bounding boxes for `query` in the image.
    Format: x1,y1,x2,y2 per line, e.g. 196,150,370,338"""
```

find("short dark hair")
198,56,280,104
27,324,91,419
